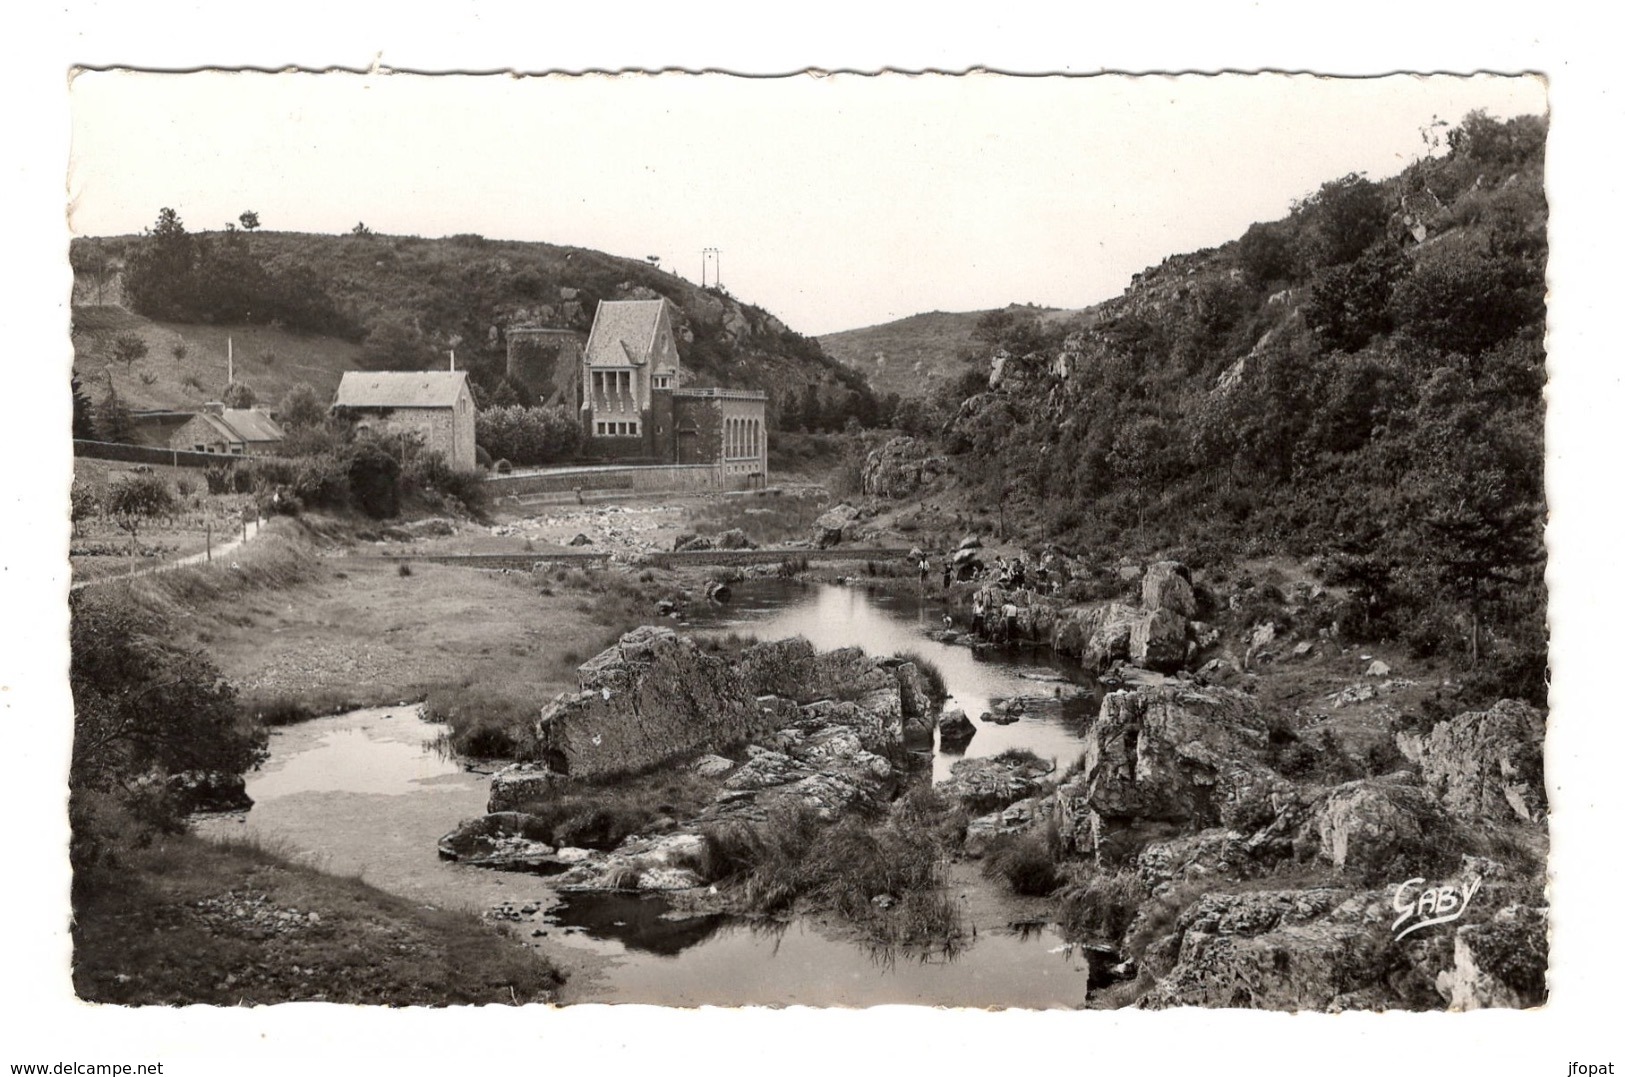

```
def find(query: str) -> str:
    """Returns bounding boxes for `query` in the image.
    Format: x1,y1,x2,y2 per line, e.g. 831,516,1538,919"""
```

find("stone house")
579,298,768,480
167,403,285,456
331,370,477,470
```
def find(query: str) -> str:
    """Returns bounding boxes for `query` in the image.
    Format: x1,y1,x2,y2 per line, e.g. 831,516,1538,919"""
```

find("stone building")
167,403,285,456
579,298,767,481
331,370,477,470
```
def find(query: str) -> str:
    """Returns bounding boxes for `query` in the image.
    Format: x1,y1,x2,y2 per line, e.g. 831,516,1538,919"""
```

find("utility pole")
701,247,722,289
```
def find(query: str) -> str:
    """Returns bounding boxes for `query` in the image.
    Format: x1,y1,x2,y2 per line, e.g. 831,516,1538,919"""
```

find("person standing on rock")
918,555,930,588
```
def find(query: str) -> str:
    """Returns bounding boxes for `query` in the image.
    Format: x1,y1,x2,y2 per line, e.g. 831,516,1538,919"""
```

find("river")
199,580,1102,1007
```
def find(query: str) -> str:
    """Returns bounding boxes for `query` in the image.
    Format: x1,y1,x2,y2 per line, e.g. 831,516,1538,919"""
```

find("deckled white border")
6,4,1620,1075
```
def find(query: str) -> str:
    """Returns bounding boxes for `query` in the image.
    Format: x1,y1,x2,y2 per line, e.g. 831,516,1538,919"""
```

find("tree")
171,340,188,367
104,473,177,559
222,380,257,409
123,208,199,320
239,210,261,231
69,593,266,862
1295,173,1390,270
351,221,373,237
71,374,96,440
276,382,327,430
111,332,149,369
95,383,135,444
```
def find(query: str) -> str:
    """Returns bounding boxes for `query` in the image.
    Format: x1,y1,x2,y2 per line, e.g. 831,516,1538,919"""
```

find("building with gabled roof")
331,370,477,470
168,403,285,457
579,298,767,481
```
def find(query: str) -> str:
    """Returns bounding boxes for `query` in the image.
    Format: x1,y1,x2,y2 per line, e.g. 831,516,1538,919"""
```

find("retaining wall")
73,439,258,469
484,462,759,498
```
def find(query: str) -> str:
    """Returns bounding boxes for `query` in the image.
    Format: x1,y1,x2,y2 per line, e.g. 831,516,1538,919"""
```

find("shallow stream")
199,580,1102,1006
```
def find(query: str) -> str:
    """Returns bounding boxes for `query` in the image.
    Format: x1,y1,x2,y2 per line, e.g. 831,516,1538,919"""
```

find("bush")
70,593,268,868
1056,867,1147,945
981,826,1063,896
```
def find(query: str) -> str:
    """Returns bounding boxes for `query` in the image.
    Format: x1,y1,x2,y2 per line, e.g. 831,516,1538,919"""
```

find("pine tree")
95,382,134,444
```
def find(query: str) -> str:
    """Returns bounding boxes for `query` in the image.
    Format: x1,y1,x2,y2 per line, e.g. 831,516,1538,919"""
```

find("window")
596,422,605,436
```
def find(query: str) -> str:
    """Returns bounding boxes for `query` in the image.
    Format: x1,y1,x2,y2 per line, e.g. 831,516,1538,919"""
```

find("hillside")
923,110,1549,706
819,305,1080,400
70,227,880,427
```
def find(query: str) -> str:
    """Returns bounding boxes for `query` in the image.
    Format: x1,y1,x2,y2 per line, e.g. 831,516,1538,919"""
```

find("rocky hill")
70,226,879,425
901,111,1549,710
819,305,1081,400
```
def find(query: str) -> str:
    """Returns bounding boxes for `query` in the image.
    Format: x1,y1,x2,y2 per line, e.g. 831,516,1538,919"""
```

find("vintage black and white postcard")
8,11,1617,1076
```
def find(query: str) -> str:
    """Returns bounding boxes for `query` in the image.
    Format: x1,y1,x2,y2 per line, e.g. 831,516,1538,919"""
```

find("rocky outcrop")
1141,561,1197,618
1129,607,1189,673
861,436,948,500
1051,602,1138,669
733,638,929,730
532,626,769,781
813,503,863,548
1057,686,1290,856
964,795,1055,856
1438,903,1549,1010
1298,777,1459,877
1139,867,1549,1011
1137,828,1250,893
438,812,556,869
1399,699,1546,824
1138,888,1380,1010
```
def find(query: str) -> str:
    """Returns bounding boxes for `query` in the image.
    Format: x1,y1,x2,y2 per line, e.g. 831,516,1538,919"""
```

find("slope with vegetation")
931,111,1547,707
71,218,885,433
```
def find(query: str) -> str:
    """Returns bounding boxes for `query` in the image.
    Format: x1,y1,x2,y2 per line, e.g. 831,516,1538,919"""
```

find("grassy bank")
72,830,562,1006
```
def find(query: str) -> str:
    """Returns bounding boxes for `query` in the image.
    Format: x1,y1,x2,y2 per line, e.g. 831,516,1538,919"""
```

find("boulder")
672,533,714,552
568,533,592,546
937,754,1056,814
714,528,756,550
963,795,1055,856
531,626,768,781
1058,685,1290,853
487,763,568,814
938,708,976,750
736,638,901,719
1051,602,1139,669
1141,561,1197,617
691,754,735,778
813,503,862,548
1401,699,1546,824
438,812,556,868
1129,607,1190,673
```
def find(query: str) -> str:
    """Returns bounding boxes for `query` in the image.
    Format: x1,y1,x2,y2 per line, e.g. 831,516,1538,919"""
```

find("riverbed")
200,580,1102,1006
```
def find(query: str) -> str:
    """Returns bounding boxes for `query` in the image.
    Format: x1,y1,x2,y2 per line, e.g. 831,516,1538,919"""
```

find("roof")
188,409,284,444
220,408,284,442
333,370,470,409
584,300,667,369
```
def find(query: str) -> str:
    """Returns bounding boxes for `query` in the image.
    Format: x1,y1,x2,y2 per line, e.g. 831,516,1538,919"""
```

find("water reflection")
680,580,1103,779
548,892,728,957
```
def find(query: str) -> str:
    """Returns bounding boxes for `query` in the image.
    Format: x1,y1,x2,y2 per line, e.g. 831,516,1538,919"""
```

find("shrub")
981,826,1063,896
1056,867,1147,945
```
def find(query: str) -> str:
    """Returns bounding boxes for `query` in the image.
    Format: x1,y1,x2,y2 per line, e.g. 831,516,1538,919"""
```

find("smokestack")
227,336,234,385
449,348,456,371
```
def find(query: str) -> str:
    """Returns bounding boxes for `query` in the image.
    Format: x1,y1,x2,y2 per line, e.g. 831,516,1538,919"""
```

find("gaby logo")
1392,876,1483,941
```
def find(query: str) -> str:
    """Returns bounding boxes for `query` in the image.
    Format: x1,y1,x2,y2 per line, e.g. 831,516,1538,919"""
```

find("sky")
67,70,1546,336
